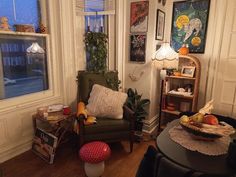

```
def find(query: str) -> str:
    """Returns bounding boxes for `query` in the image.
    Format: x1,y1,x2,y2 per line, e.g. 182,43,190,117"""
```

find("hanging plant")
84,31,108,72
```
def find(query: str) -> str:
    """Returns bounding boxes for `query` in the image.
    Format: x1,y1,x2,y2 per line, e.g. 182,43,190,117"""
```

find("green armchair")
76,71,135,152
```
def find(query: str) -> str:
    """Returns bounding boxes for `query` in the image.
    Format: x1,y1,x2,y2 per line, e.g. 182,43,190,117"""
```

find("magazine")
32,128,58,164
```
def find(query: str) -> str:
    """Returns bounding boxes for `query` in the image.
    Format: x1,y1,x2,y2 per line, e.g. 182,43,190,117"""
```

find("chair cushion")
86,84,127,119
84,118,130,134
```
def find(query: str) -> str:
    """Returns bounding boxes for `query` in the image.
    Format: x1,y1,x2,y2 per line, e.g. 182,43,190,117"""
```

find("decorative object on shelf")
39,0,48,34
130,1,149,33
14,24,35,32
39,23,47,34
0,17,11,31
128,66,145,81
179,44,189,55
130,34,146,63
155,9,165,40
27,42,45,54
167,103,175,111
84,31,108,72
171,0,210,53
152,42,178,132
181,66,195,77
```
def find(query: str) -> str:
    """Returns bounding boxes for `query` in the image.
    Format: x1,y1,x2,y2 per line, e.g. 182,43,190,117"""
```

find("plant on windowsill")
84,31,108,72
125,88,150,133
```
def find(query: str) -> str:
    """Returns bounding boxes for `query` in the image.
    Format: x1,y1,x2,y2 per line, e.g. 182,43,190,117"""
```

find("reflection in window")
0,34,48,99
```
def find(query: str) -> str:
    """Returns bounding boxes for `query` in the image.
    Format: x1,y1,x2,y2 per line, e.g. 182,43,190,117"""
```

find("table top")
156,119,236,176
33,112,75,124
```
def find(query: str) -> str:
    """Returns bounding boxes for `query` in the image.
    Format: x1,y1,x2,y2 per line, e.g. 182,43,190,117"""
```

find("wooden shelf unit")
159,55,201,129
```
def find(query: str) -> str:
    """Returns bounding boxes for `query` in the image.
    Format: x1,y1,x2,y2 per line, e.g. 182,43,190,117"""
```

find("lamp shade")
27,42,45,54
152,42,178,61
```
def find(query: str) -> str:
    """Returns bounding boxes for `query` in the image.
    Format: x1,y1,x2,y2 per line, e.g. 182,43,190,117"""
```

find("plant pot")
135,121,143,131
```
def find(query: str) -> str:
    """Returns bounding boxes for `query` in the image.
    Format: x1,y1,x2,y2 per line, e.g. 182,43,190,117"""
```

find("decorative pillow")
86,84,128,119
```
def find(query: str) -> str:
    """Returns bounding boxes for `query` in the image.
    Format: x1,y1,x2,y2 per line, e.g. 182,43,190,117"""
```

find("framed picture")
181,66,195,77
130,34,146,63
130,1,149,33
170,0,210,53
155,9,165,40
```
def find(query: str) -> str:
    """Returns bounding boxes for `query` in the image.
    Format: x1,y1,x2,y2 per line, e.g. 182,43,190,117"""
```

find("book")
32,128,58,164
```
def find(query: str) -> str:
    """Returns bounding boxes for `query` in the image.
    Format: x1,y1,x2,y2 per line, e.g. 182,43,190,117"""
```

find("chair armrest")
123,105,135,130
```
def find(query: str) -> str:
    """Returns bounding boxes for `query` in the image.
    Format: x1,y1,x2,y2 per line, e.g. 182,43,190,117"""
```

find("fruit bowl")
179,115,235,141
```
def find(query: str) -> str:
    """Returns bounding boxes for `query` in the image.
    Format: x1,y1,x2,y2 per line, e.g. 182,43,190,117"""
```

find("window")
0,0,49,100
76,0,116,70
0,34,48,99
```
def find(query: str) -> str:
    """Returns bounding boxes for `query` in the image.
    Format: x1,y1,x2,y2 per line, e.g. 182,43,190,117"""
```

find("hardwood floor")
0,139,156,177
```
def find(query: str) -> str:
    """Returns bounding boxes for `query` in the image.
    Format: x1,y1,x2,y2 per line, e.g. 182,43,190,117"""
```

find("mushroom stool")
79,141,111,177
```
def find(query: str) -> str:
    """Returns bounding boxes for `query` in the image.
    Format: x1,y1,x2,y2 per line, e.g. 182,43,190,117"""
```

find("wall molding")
0,139,32,163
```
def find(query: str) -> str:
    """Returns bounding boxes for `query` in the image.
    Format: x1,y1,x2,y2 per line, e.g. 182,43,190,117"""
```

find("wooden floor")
0,139,156,177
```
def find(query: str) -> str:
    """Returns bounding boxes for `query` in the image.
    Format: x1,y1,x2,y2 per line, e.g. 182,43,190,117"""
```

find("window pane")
85,15,105,32
0,34,48,99
85,0,105,12
0,0,40,31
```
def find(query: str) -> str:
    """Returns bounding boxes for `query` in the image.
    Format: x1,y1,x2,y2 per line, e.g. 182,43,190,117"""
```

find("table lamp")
152,42,178,132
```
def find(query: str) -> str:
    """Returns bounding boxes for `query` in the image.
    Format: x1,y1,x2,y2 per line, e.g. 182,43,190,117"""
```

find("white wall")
124,0,167,119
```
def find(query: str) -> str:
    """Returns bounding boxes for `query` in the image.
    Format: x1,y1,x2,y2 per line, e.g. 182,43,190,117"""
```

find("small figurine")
0,16,11,31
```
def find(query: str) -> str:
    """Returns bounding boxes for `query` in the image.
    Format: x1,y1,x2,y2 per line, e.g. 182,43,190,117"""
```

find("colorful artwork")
130,34,146,62
130,1,149,33
171,0,210,53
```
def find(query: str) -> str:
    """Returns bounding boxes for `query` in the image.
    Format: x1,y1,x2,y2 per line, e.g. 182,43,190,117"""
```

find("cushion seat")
84,118,130,134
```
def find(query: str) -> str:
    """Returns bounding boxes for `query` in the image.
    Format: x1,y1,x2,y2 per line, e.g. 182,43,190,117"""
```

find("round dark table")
156,119,236,176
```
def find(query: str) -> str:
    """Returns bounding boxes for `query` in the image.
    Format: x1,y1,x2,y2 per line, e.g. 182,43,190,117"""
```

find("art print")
171,0,210,53
130,1,149,33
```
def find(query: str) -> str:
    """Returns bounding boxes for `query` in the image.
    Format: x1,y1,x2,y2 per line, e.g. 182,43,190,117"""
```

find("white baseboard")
0,140,32,163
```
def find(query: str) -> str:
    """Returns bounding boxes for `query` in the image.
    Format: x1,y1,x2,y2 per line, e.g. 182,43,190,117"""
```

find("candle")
87,17,90,27
101,16,103,27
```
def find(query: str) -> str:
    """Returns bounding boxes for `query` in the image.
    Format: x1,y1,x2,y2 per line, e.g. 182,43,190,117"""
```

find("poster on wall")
130,1,149,33
171,0,210,53
130,34,146,63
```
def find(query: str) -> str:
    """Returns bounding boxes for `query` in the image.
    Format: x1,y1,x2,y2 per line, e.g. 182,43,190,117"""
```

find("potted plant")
125,88,150,132
84,31,108,72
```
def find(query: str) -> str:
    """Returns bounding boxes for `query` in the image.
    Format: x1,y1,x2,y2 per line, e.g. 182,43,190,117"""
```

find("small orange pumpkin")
179,44,189,55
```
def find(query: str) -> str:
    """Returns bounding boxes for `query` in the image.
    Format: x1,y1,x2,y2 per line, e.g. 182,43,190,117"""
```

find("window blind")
76,0,115,15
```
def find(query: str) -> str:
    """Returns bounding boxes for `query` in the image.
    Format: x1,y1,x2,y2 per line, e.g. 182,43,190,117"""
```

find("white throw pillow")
86,84,128,119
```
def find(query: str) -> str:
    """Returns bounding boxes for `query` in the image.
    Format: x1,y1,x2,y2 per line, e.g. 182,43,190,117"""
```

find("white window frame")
0,1,62,112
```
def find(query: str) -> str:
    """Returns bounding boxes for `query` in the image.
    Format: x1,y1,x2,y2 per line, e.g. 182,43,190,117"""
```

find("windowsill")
0,30,48,37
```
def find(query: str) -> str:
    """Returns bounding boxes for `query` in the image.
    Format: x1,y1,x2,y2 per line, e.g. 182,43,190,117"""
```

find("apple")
203,115,219,125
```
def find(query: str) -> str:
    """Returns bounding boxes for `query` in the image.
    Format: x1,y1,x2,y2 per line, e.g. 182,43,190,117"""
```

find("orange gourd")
179,44,189,55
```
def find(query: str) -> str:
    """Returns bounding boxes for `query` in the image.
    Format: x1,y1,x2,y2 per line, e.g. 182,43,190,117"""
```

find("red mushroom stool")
79,141,111,177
